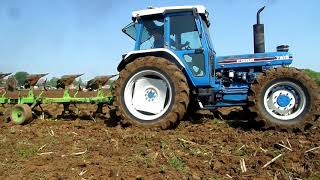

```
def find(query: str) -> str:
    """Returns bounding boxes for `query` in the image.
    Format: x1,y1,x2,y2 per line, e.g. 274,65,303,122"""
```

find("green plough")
0,73,115,124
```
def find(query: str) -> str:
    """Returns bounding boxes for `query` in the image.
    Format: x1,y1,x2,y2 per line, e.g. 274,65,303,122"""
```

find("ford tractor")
114,5,320,131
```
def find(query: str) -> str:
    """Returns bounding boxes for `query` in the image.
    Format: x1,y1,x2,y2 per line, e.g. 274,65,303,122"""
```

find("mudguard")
117,48,185,72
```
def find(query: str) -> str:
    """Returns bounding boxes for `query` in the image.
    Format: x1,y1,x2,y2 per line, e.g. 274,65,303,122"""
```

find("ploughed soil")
0,91,320,179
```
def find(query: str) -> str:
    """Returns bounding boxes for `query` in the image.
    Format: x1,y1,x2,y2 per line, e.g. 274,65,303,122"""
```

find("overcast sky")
0,0,319,80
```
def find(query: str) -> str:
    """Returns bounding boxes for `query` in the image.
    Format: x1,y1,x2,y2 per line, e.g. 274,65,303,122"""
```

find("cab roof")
132,5,209,21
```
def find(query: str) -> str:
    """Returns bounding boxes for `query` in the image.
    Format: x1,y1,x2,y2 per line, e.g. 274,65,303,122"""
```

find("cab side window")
139,17,165,50
169,14,202,50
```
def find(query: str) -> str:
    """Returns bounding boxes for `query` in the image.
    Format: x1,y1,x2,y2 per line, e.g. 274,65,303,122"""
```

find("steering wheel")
181,41,191,50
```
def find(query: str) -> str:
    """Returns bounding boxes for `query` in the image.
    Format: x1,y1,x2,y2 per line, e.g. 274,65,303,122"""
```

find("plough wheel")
10,104,32,125
114,56,189,129
248,67,320,131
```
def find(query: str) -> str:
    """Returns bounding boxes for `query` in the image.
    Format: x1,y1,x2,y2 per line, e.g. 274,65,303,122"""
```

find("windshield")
122,22,138,41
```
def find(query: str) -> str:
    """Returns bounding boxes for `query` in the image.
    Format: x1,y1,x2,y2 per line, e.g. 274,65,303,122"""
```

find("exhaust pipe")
253,6,266,53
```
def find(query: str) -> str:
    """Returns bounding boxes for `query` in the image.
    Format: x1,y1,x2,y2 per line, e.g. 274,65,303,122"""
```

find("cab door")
166,12,210,87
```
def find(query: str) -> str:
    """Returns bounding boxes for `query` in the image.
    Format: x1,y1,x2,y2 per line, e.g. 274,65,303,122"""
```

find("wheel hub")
264,81,306,121
276,95,291,107
145,88,158,102
271,90,296,110
12,108,24,121
131,78,167,114
124,70,172,121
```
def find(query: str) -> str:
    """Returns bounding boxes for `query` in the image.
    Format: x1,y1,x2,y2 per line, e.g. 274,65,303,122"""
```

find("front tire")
248,67,320,131
114,56,189,129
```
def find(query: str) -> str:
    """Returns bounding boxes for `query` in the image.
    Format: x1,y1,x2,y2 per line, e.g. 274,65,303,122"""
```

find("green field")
304,69,320,86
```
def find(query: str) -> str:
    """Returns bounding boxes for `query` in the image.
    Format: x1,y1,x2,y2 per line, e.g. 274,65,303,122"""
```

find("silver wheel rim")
263,81,306,121
124,69,172,121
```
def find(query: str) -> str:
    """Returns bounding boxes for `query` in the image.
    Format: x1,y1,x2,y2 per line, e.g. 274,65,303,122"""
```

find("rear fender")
117,48,185,72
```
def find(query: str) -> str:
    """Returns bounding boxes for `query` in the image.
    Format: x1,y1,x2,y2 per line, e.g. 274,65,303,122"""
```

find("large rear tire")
248,67,320,131
113,56,189,129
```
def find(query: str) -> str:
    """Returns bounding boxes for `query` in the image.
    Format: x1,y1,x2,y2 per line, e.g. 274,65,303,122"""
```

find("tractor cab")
122,5,214,86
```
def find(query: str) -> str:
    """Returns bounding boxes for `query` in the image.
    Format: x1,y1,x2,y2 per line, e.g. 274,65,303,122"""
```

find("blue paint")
147,91,156,99
223,94,247,101
277,95,291,107
215,51,293,69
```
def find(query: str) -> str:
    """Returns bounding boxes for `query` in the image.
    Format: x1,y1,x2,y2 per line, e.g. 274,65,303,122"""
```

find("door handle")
195,48,204,54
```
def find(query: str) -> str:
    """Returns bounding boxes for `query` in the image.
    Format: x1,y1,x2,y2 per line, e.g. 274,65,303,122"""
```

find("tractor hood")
216,51,293,69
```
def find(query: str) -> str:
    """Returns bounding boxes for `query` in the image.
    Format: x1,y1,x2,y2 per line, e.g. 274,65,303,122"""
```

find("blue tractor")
114,5,320,131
